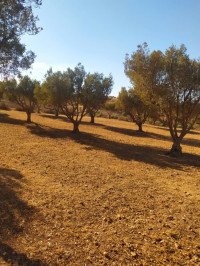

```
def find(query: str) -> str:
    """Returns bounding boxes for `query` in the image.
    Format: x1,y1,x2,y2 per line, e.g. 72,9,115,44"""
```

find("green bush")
110,115,118,119
96,111,102,117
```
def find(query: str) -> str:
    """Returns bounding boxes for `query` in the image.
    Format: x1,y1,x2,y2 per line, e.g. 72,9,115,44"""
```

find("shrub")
0,102,10,110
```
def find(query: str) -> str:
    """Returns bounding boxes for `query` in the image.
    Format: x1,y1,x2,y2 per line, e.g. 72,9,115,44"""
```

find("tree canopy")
83,72,113,123
0,0,42,77
39,68,71,116
3,75,39,122
117,87,149,132
125,43,200,155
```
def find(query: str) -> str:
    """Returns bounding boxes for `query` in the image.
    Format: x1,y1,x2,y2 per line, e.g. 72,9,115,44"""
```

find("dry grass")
0,110,200,265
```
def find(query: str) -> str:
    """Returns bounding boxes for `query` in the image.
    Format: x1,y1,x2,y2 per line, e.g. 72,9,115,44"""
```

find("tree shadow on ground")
27,123,200,169
155,125,200,135
40,114,71,123
0,241,45,266
40,114,105,127
81,120,106,127
103,125,200,148
0,167,44,265
1,111,199,148
0,113,26,125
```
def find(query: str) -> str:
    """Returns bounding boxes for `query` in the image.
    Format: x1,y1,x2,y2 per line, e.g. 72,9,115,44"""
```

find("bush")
96,111,102,117
118,115,129,121
15,107,24,112
110,115,118,119
0,102,10,110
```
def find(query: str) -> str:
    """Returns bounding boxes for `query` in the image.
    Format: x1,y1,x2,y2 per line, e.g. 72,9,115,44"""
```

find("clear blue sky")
22,0,200,96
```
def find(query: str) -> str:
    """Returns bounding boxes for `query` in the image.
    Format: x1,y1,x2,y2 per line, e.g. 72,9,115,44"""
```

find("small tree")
59,63,88,133
3,76,38,122
84,73,113,123
41,69,69,116
104,101,116,119
117,87,149,132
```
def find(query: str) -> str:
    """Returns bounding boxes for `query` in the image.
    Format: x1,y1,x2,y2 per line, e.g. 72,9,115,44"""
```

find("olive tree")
104,101,116,119
161,45,200,155
83,73,113,123
3,76,39,122
40,69,68,116
59,64,88,133
41,64,113,133
125,43,200,155
117,87,149,132
0,0,42,77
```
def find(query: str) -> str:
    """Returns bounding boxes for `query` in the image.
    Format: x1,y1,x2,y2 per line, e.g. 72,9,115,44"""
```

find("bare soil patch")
0,110,200,265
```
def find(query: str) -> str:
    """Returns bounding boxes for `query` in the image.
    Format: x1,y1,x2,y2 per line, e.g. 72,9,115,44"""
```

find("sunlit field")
0,110,200,265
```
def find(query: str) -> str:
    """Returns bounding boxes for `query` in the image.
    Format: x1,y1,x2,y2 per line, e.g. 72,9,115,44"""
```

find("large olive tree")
161,45,200,155
125,43,200,155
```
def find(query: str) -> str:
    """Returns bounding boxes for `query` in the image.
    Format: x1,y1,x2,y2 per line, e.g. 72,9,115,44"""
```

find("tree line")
1,0,200,156
0,64,113,133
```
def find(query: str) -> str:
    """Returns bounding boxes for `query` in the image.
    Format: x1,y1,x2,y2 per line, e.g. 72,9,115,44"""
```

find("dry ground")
0,110,200,265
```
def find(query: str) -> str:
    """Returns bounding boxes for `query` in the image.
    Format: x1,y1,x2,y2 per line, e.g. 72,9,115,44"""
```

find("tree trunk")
137,123,143,132
27,111,31,123
90,113,95,123
153,119,157,125
55,108,59,117
72,121,80,134
162,120,168,127
37,105,40,113
168,141,182,156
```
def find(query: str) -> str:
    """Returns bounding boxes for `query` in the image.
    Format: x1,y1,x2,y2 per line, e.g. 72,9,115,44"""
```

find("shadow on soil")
0,113,26,125
155,125,200,135
3,112,199,148
102,124,200,148
0,167,44,265
40,114,71,123
0,241,44,266
27,123,200,170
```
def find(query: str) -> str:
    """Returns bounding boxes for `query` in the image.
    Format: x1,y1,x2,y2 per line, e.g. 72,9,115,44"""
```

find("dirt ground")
0,110,200,265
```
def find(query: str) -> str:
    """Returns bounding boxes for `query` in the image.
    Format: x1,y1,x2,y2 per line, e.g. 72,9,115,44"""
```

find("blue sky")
22,0,200,96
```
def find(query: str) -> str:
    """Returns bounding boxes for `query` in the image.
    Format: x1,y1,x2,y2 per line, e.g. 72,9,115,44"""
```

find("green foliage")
117,87,149,131
3,76,39,122
60,63,87,130
125,43,200,154
41,64,113,131
125,43,164,105
40,68,71,116
96,111,102,117
83,72,113,122
104,102,116,111
0,0,42,77
110,115,118,119
104,101,116,119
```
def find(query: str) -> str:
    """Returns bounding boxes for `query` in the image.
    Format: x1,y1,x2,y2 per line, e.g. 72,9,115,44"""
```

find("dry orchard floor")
0,110,200,265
